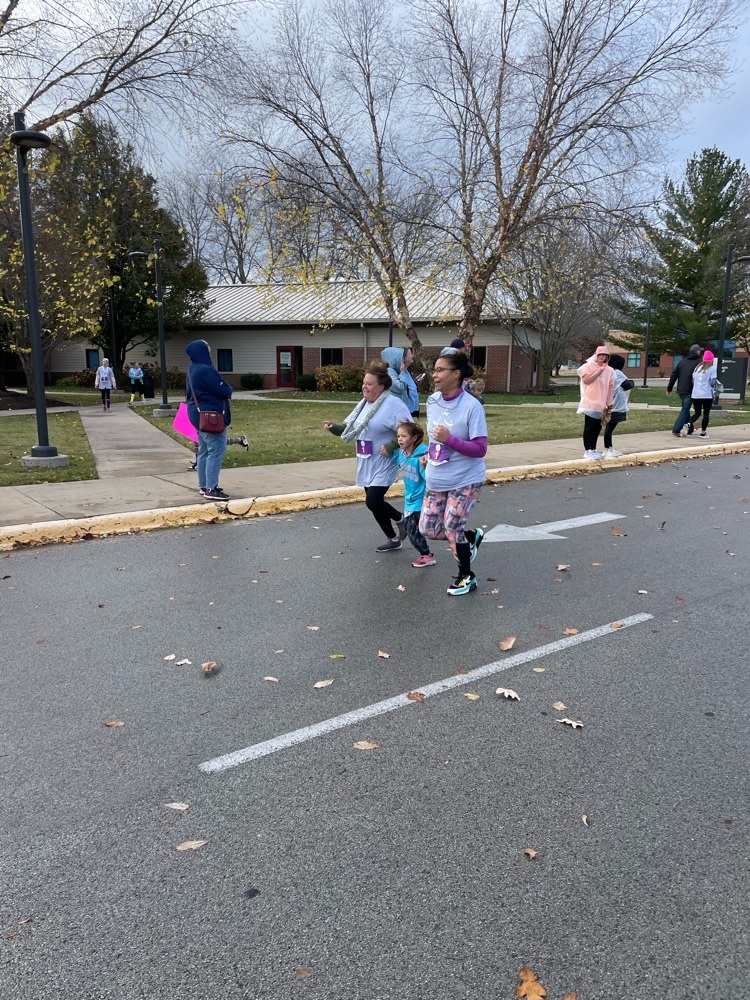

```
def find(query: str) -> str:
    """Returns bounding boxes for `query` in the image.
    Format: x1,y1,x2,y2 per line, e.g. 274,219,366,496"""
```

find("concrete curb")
2,439,749,551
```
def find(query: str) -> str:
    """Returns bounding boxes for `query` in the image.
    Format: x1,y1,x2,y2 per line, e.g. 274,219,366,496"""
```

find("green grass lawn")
141,398,750,467
0,412,98,486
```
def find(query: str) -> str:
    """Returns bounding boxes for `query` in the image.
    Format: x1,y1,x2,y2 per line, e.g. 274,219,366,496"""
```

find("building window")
216,349,233,372
320,348,343,367
647,353,660,369
86,349,99,369
471,346,487,368
627,352,641,368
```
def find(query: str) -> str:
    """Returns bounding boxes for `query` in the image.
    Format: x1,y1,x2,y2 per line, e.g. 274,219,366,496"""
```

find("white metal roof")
200,281,520,327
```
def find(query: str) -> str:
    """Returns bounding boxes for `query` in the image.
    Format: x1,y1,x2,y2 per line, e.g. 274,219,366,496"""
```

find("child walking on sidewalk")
393,421,435,568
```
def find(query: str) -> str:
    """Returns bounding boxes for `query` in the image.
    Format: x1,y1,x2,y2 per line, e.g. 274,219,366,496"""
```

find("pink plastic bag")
172,401,198,443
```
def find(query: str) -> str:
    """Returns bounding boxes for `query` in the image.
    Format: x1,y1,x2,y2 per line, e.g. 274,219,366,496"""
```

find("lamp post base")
21,450,70,468
152,405,176,418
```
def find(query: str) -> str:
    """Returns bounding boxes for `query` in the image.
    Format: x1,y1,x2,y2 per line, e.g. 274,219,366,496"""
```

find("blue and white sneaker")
447,572,477,596
470,528,484,563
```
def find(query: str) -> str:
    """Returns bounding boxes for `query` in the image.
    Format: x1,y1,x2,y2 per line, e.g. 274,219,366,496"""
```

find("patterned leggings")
419,483,483,549
403,511,431,556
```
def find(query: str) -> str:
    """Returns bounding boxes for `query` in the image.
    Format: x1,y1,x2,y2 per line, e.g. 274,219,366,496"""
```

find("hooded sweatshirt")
380,347,414,407
667,350,703,396
185,340,233,430
577,350,615,419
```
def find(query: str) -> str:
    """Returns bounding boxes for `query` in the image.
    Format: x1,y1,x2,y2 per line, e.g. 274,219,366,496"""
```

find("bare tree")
1,0,254,137
224,0,440,349
499,215,627,391
408,0,743,344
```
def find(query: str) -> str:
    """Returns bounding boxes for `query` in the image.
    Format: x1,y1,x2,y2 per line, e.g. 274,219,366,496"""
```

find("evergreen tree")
615,148,750,359
48,116,208,373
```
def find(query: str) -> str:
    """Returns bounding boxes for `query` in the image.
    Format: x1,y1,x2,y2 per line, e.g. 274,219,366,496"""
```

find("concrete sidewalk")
2,403,750,530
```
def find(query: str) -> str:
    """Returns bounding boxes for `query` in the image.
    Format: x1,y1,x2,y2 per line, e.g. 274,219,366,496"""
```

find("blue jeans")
197,428,227,490
672,394,692,433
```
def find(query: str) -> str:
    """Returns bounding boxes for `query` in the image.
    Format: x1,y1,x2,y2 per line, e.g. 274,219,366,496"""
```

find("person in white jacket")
688,349,718,438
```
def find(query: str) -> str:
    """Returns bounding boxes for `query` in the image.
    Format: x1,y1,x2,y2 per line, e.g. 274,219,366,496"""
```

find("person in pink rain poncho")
577,347,616,460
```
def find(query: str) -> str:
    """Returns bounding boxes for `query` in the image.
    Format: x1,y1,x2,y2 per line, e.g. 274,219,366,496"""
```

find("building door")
276,346,302,388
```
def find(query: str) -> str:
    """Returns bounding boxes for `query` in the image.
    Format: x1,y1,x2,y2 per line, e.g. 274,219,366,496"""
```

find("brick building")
44,281,541,393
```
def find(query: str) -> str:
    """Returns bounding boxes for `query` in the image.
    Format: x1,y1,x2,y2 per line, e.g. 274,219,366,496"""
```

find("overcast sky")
668,18,750,174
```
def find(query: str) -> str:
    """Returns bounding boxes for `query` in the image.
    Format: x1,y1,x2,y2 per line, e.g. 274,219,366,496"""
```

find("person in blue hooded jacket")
185,339,233,500
381,346,420,416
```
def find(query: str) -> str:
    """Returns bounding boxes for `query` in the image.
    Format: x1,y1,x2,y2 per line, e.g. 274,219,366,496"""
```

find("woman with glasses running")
420,353,488,596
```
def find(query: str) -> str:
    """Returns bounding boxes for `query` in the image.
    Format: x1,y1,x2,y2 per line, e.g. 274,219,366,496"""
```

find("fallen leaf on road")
659,521,667,529
562,627,579,635
275,600,284,604
176,839,208,851
491,588,500,594
329,653,346,659
538,623,550,629
175,658,191,665
132,625,143,629
556,564,570,571
609,621,623,629
396,585,406,592
582,815,589,826
17,917,31,926
306,625,320,631
591,562,602,566
552,701,566,710
406,691,425,702
377,650,390,659
164,802,189,811
274,649,284,653
263,676,279,683
313,679,334,688
97,603,105,608
163,654,176,661
353,740,379,750
516,964,547,999
726,549,736,556
455,669,469,675
533,667,545,673
296,970,310,980
499,636,516,651
496,688,520,700
556,718,583,729
637,590,648,595
464,693,480,700
523,848,538,861
552,577,563,583
561,994,577,1000
612,525,624,536
103,720,124,728
201,660,219,675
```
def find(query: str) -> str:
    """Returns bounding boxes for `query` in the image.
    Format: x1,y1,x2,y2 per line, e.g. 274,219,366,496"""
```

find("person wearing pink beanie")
688,350,718,437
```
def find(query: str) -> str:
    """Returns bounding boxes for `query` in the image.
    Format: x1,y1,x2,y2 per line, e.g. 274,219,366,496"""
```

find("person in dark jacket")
667,345,703,437
186,339,233,500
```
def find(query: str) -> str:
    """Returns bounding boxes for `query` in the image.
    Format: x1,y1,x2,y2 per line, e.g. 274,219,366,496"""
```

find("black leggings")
583,414,602,451
403,511,430,556
690,398,712,432
364,486,402,538
99,388,111,404
603,415,625,449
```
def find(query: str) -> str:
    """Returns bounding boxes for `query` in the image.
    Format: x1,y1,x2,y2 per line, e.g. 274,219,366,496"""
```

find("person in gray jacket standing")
667,345,703,437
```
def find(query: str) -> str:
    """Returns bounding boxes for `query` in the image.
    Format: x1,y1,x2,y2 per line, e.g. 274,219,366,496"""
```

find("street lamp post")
129,240,174,417
9,112,69,468
641,302,652,389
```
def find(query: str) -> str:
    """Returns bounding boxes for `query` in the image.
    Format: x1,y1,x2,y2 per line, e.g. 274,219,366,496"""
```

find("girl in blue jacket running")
392,421,435,568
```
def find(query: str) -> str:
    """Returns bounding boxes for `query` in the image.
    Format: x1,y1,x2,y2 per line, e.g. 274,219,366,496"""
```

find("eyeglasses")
433,366,456,373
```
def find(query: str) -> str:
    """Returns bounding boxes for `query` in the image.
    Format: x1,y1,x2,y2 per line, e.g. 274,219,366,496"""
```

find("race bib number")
356,440,374,457
428,442,452,464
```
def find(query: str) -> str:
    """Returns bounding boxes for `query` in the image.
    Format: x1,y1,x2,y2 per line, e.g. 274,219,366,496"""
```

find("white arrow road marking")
483,511,626,543
199,612,653,774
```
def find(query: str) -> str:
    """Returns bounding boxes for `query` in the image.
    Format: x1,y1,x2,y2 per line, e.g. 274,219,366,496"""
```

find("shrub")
314,365,344,391
59,368,97,388
142,364,186,390
53,376,82,389
296,373,317,391
240,373,264,390
339,366,365,392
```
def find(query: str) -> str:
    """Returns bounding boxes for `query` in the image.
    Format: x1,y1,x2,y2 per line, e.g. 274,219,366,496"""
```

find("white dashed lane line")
199,612,654,774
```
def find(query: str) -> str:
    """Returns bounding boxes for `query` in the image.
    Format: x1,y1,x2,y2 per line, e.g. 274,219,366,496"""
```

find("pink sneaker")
412,554,436,568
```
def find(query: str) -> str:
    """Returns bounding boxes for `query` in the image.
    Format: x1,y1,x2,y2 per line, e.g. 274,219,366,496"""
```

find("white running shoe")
603,447,623,458
583,449,603,460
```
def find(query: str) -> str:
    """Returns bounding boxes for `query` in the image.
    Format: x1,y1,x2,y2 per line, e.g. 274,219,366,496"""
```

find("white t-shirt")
425,390,487,491
344,393,412,487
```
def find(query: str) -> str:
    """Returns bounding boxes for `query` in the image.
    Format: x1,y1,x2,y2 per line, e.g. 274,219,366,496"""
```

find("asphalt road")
1,455,748,1000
